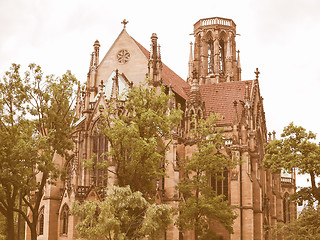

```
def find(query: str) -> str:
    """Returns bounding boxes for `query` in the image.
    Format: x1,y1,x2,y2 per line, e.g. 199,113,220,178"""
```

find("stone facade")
26,17,296,240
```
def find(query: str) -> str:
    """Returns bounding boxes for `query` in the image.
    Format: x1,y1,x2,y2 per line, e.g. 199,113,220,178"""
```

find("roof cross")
254,67,260,80
121,19,129,29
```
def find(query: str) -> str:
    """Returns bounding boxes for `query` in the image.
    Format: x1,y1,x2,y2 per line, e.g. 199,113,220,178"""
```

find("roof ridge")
131,36,190,100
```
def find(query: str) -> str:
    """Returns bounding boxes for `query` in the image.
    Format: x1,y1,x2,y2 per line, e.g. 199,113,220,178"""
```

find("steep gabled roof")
131,38,190,100
184,80,254,125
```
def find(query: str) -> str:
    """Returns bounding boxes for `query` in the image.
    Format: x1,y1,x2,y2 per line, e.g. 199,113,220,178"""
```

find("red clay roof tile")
184,80,254,125
131,36,254,126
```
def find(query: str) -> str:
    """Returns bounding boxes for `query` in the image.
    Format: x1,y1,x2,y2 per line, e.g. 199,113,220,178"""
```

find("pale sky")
1,0,320,143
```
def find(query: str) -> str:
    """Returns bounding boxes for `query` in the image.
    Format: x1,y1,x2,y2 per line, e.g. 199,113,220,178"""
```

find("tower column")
225,36,233,82
199,34,206,84
213,38,220,78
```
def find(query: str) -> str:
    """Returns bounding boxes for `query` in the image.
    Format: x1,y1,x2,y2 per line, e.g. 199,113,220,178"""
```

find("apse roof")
183,80,254,125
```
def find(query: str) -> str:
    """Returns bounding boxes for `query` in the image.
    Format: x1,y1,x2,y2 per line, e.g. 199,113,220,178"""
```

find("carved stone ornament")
231,170,239,181
117,49,130,64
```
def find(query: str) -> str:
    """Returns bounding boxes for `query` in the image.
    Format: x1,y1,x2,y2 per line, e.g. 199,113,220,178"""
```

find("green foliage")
71,185,172,240
176,114,237,239
268,206,320,240
92,83,183,198
0,63,78,239
263,122,320,204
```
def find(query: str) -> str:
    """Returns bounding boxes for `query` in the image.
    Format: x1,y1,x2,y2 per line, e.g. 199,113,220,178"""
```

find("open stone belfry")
26,17,296,240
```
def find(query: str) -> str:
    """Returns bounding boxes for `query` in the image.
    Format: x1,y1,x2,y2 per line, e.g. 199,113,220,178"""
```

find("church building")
27,17,296,240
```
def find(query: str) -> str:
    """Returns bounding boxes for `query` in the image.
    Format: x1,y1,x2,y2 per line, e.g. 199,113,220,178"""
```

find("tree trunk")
30,224,37,240
7,205,15,240
310,172,320,202
30,223,37,240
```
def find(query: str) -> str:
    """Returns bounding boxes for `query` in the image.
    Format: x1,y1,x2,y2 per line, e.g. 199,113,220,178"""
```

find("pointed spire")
272,130,276,140
237,50,241,68
237,50,241,81
157,44,161,60
93,40,100,66
90,52,94,69
168,84,176,110
99,80,105,93
75,83,82,116
111,69,119,99
233,100,239,125
232,100,239,144
190,70,201,104
148,33,162,86
151,33,158,61
268,132,272,143
188,42,194,81
245,81,250,102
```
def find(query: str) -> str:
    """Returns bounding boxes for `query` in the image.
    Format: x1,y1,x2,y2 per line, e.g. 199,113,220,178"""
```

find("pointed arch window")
211,168,229,201
60,204,69,235
92,128,108,186
283,193,290,223
219,39,225,75
66,160,72,190
38,207,44,236
208,38,214,74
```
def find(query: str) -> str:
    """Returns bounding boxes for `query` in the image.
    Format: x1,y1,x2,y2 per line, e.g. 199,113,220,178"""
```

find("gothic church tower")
191,17,241,84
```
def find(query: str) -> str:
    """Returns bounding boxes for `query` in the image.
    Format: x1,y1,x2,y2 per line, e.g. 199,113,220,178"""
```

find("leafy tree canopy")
176,114,237,240
71,185,172,240
87,83,183,199
0,63,78,240
268,206,320,240
263,122,320,204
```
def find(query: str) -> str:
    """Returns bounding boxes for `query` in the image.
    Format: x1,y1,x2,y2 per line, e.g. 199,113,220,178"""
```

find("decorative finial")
255,67,260,80
272,130,276,140
121,19,129,29
99,80,105,92
268,132,272,142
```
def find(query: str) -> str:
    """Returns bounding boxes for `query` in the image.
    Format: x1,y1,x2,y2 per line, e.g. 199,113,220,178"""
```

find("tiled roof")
130,36,254,126
132,37,190,100
184,80,254,125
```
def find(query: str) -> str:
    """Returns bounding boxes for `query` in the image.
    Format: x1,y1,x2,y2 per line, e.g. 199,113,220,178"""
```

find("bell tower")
191,17,241,84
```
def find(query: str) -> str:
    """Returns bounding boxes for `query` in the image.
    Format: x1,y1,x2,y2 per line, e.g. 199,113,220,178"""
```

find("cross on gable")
255,67,260,80
121,19,129,29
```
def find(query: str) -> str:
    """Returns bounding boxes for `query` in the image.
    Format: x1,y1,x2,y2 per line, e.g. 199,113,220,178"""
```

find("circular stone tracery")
117,49,130,64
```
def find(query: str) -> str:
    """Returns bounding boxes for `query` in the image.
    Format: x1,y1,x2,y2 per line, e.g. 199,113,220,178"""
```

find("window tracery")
92,127,108,186
38,207,44,236
60,204,69,235
211,168,229,200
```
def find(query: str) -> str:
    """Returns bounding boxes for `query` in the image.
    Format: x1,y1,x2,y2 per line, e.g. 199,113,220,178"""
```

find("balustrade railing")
194,17,236,30
281,177,294,184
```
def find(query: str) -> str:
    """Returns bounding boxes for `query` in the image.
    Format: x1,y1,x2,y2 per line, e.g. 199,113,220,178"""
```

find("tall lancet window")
219,39,225,74
211,168,229,201
60,204,69,235
92,126,108,187
208,39,214,74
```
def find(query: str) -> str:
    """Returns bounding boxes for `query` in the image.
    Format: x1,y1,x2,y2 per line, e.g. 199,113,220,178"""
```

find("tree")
176,114,237,240
268,206,320,240
0,63,78,240
0,63,30,240
90,83,183,198
71,185,172,240
263,123,320,204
